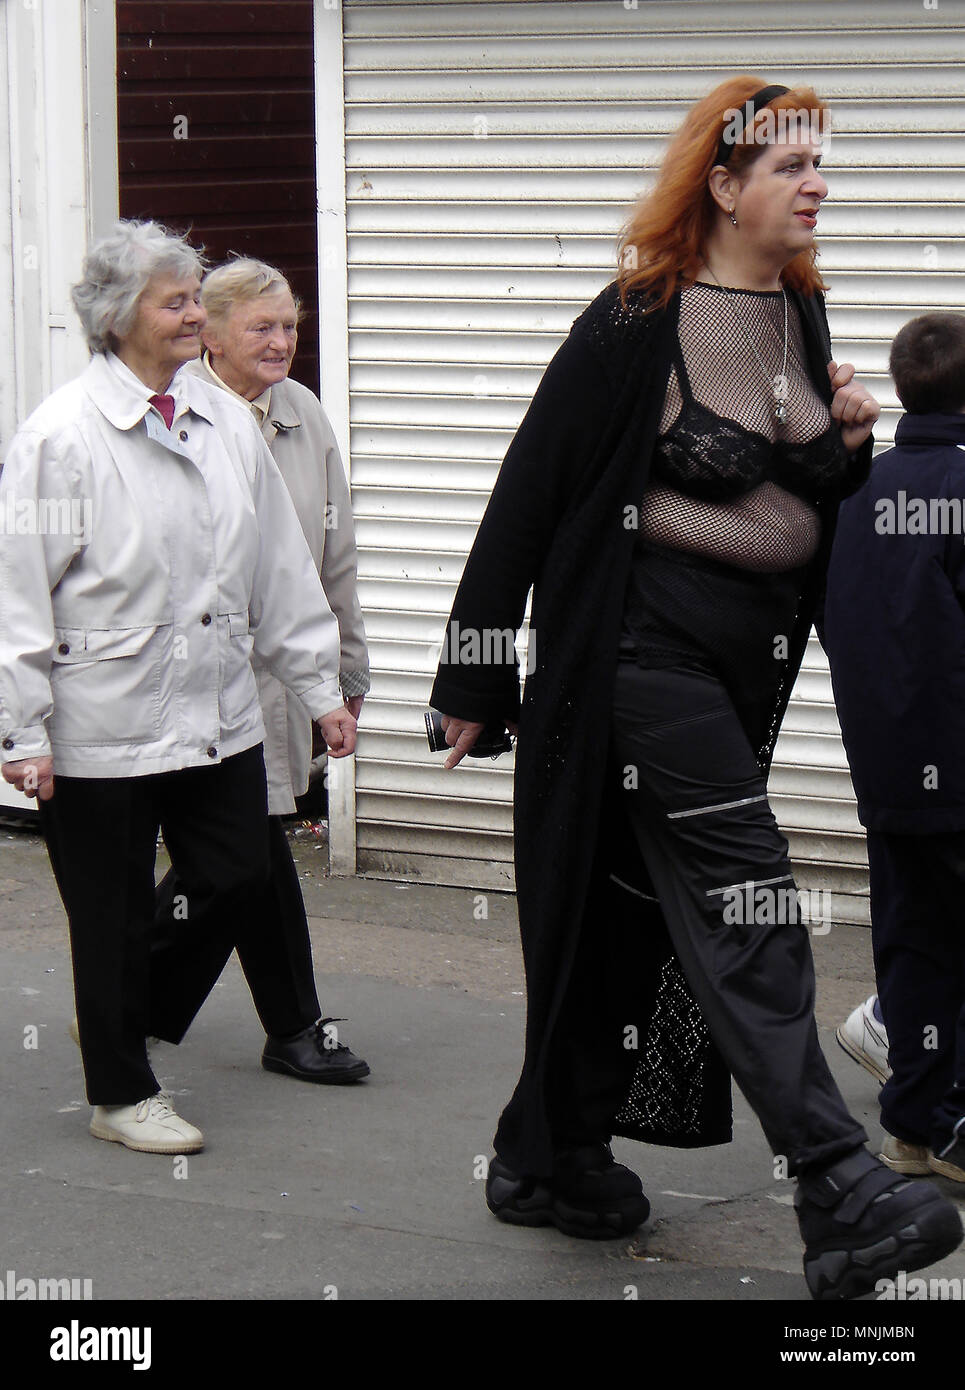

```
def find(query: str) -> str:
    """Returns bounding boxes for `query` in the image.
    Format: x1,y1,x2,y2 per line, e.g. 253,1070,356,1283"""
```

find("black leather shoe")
486,1143,650,1240
261,1017,370,1084
795,1146,963,1300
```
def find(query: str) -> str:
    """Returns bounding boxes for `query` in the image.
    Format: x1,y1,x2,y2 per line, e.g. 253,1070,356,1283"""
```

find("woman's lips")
796,212,817,227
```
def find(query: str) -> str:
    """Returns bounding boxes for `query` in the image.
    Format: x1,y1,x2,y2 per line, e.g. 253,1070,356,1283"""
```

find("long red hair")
617,76,831,309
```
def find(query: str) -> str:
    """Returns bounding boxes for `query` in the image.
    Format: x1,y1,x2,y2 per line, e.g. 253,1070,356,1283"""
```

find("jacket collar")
83,353,216,429
895,412,965,448
183,356,301,435
263,378,301,432
197,351,273,421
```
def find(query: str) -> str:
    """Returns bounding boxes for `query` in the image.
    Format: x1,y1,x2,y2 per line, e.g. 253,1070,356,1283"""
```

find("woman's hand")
316,708,357,758
344,695,365,720
828,360,880,454
1,756,55,800
441,716,518,770
441,717,485,769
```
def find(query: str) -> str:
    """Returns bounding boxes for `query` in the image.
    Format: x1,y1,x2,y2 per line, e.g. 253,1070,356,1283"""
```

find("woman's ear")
707,165,739,216
201,327,221,356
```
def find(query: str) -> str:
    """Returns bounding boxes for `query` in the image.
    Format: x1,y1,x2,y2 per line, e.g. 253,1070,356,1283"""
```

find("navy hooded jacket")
823,412,965,832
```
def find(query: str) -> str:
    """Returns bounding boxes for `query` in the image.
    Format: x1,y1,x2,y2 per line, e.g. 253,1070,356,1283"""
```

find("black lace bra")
650,316,851,507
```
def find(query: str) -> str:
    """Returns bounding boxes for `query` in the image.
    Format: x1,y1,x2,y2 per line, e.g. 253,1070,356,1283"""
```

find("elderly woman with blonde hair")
151,257,372,1085
0,221,358,1153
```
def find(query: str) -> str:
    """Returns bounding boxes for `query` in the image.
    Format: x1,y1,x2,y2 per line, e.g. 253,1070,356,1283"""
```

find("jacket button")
201,613,212,626
58,642,70,654
206,746,217,758
2,738,13,750
179,430,188,442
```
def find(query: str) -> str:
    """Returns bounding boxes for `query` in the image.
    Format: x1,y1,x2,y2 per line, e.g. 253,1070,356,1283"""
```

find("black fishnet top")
621,281,854,760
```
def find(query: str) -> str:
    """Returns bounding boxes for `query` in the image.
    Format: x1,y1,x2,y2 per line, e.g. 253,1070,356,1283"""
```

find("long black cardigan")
430,280,872,1177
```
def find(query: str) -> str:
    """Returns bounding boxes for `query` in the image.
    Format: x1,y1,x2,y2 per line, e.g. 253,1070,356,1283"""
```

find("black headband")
713,84,790,168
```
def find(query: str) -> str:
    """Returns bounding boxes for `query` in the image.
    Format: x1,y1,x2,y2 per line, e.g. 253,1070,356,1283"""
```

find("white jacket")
185,360,369,814
0,353,345,778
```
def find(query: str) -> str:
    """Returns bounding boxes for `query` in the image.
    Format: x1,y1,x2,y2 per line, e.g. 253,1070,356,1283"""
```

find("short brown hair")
889,313,965,414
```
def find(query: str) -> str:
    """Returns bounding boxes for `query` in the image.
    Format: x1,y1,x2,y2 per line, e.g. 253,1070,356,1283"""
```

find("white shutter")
341,0,965,913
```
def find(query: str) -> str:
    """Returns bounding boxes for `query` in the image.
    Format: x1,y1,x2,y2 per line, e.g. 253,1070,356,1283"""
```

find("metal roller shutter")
340,0,965,916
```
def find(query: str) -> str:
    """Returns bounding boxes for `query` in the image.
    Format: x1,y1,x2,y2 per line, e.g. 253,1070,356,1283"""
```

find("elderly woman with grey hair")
0,220,357,1154
151,256,372,1084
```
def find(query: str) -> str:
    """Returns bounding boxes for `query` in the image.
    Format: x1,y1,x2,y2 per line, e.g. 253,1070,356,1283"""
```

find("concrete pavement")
2,815,964,1307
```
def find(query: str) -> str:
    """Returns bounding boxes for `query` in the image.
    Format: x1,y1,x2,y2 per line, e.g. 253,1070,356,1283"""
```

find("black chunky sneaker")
261,1017,371,1083
795,1146,963,1300
486,1143,650,1240
485,1158,555,1227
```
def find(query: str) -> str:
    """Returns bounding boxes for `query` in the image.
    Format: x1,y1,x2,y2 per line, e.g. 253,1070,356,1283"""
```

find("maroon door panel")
117,0,320,392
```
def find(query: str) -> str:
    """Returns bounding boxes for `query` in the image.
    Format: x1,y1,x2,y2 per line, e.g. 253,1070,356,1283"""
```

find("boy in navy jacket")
824,312,965,1180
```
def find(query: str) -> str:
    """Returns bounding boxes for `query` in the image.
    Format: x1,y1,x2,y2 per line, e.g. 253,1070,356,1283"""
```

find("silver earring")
729,209,738,227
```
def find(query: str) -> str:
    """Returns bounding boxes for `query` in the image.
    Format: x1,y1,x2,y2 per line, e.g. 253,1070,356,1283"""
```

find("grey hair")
71,220,205,354
201,256,302,327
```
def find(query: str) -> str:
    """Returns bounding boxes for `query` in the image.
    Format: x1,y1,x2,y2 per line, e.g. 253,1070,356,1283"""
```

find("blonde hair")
201,257,302,326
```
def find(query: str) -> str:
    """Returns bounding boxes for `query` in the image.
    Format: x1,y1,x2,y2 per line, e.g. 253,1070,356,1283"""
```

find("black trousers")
605,660,866,1176
868,829,965,1151
152,813,321,1043
40,745,270,1104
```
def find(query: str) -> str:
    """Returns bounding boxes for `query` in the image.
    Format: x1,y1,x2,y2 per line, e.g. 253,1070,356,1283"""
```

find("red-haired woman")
429,77,962,1299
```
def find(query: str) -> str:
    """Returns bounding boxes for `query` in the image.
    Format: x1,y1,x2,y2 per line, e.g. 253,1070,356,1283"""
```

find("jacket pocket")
48,624,163,746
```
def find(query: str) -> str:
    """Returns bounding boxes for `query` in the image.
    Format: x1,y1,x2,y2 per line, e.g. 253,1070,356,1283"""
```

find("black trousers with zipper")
548,659,867,1177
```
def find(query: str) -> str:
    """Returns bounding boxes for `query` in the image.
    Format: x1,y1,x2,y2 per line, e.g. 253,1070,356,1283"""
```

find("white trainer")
89,1094,204,1154
880,1133,930,1174
835,994,891,1084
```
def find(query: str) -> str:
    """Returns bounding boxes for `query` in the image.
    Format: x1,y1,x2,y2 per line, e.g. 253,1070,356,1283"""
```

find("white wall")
0,0,117,817
1,0,117,452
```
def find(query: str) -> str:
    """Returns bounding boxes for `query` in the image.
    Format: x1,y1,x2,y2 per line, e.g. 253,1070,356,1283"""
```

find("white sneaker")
835,994,891,1084
880,1134,930,1174
89,1094,204,1154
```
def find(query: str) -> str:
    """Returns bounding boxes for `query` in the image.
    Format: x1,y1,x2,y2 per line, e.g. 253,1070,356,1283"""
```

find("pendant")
774,401,787,421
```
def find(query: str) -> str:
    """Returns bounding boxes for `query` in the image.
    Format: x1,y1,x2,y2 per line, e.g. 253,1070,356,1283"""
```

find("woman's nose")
809,170,829,201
